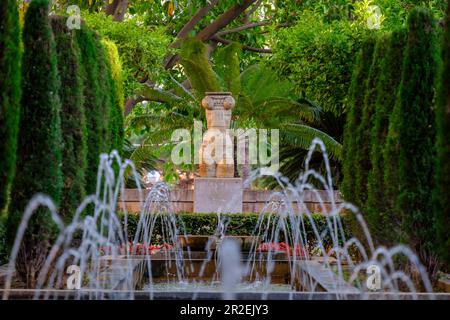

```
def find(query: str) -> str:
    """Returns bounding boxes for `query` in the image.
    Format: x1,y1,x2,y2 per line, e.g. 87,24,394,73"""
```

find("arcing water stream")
1,139,435,300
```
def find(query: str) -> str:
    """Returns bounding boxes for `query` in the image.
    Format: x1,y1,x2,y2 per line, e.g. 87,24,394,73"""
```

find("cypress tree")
76,25,103,196
354,34,384,210
384,8,439,250
50,17,87,221
7,0,62,287
94,35,112,154
433,0,450,265
341,36,376,206
0,0,21,212
366,29,407,245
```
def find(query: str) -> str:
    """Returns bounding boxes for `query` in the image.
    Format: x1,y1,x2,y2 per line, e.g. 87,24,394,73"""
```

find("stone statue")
199,92,236,178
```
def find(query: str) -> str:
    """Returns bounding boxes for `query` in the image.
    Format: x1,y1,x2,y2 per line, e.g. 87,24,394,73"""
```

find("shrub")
76,25,103,196
384,8,439,251
271,11,363,116
433,1,450,266
366,29,407,245
341,36,377,206
7,0,62,287
51,17,87,221
0,0,21,212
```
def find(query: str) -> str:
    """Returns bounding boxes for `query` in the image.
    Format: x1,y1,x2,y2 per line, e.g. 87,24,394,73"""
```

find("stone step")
298,260,359,293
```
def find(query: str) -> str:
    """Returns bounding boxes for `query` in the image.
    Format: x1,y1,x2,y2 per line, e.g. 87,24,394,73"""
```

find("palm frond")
282,124,343,160
122,140,159,187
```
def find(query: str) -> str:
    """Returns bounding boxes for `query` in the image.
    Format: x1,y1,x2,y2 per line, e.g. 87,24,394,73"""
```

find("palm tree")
125,39,342,186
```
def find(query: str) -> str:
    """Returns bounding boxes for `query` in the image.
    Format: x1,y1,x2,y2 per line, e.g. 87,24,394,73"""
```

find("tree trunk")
105,0,129,22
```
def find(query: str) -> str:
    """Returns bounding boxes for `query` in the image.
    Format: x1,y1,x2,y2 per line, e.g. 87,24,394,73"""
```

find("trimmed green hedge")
119,212,352,250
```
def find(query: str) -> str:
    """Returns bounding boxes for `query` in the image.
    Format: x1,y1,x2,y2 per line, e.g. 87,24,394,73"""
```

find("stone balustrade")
118,189,343,214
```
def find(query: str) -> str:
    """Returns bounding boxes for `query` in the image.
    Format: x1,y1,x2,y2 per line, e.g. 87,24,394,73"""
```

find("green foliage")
82,12,171,99
271,11,363,116
102,39,124,110
51,17,87,222
179,38,221,98
7,0,62,286
366,29,407,245
341,36,377,206
384,7,439,250
76,25,103,196
94,34,112,153
214,43,242,98
102,39,124,155
119,212,352,250
235,64,320,127
0,215,7,264
354,34,385,209
433,0,450,265
0,0,21,212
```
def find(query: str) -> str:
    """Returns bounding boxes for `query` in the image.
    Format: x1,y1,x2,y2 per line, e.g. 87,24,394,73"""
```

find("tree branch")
164,0,219,69
165,0,258,69
196,0,258,41
173,0,219,44
105,0,129,22
247,0,263,17
124,96,146,116
211,35,273,53
215,21,272,36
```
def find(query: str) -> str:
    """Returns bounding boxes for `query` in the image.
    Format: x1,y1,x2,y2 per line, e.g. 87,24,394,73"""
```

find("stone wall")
118,189,343,214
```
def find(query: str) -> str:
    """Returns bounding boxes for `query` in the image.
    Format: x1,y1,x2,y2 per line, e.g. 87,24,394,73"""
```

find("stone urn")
199,92,236,178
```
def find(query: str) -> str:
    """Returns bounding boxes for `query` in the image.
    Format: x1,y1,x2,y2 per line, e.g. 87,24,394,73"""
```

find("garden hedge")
433,1,450,265
7,0,62,287
51,17,87,222
366,29,406,246
384,8,439,251
0,0,21,212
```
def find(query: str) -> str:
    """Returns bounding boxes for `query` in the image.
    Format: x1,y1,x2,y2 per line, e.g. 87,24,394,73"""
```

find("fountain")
0,90,446,299
1,137,446,300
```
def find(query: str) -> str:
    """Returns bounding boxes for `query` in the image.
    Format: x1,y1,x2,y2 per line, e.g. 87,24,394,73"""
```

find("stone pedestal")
194,178,243,213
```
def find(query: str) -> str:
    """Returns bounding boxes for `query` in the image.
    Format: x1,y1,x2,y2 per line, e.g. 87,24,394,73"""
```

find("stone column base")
194,178,243,213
